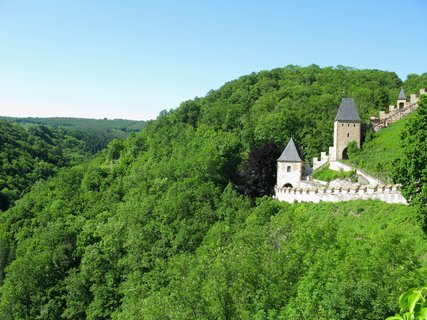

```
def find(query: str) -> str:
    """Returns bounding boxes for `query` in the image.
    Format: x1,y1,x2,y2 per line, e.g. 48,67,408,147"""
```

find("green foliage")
392,95,427,218
312,164,357,182
386,287,427,320
403,73,427,95
0,116,145,132
348,115,412,182
1,66,425,319
0,116,146,153
0,121,89,211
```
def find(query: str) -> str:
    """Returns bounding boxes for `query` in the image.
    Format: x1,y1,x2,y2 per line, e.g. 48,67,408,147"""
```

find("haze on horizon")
0,0,426,121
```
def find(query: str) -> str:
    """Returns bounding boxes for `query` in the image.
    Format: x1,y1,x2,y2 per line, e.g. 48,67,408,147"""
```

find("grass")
312,164,358,182
346,113,413,182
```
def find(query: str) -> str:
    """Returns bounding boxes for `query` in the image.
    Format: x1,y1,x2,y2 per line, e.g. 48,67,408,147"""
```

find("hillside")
0,117,146,153
0,66,426,319
0,116,145,132
347,113,414,182
0,120,89,211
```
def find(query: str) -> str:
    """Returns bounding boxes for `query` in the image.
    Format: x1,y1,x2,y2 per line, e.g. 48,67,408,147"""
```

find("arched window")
284,183,293,188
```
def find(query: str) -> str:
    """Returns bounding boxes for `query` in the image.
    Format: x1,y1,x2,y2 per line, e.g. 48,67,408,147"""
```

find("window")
347,133,350,138
287,166,291,172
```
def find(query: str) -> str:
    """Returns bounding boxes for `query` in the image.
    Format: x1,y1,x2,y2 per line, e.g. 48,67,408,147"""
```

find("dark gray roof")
278,137,302,162
398,88,407,100
335,98,361,122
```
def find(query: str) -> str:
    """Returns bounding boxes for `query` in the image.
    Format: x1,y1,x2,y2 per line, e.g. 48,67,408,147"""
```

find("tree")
392,95,427,218
386,287,427,320
239,142,281,198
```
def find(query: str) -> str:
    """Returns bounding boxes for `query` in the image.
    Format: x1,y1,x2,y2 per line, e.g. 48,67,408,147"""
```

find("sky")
0,0,426,121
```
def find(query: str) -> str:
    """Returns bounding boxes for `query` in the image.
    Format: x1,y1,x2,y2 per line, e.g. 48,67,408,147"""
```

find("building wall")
277,161,303,188
334,121,361,160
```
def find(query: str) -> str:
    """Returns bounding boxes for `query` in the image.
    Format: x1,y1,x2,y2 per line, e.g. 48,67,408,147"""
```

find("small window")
287,166,291,172
347,133,350,138
348,123,350,127
342,124,344,126
353,124,356,127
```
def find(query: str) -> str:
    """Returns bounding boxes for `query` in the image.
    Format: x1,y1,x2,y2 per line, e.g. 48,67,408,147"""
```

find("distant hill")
0,117,146,153
0,116,145,132
0,120,89,211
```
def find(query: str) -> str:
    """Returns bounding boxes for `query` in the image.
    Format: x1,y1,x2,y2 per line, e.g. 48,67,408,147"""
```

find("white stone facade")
276,161,303,188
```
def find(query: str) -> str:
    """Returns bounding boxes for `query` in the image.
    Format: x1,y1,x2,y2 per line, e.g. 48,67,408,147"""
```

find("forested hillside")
0,65,426,319
0,120,89,211
0,117,146,153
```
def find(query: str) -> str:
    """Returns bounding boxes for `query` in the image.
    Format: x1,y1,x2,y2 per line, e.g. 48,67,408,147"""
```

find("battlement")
312,147,335,170
274,184,407,204
371,88,426,132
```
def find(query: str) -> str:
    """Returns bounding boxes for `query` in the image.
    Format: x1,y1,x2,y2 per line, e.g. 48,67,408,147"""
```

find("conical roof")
278,137,302,162
398,88,407,100
335,98,361,122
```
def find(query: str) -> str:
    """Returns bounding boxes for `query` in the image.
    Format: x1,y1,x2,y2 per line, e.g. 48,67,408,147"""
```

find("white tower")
276,137,304,188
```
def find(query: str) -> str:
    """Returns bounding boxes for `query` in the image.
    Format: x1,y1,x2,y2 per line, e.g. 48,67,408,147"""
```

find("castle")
273,89,425,204
371,88,426,131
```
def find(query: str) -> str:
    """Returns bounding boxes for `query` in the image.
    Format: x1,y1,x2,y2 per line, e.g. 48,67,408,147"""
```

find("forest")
0,65,426,319
0,117,146,154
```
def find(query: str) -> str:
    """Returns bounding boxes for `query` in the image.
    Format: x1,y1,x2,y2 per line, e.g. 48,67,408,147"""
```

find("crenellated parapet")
312,147,335,170
274,184,407,204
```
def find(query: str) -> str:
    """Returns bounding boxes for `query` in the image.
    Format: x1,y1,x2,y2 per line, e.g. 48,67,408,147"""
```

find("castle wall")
372,88,426,131
329,161,382,185
334,121,361,160
274,185,407,204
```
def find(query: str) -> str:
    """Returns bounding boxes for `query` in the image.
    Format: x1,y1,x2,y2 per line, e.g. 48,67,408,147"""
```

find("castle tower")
332,98,361,160
276,137,304,188
397,88,407,109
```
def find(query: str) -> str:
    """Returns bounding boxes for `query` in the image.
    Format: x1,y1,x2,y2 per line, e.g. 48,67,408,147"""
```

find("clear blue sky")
0,0,426,120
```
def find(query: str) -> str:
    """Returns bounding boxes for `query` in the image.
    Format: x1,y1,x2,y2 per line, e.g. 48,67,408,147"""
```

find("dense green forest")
0,117,146,153
0,121,90,211
0,65,426,319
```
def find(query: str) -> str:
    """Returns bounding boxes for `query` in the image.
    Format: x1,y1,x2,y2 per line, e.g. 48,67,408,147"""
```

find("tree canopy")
0,65,425,319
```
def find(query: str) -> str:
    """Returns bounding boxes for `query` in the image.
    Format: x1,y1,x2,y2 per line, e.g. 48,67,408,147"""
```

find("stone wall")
333,121,361,160
371,88,426,132
274,184,407,204
329,161,383,185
